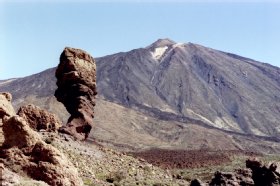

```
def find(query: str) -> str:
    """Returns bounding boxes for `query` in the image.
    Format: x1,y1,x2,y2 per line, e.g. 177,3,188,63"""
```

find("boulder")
190,179,206,186
0,162,21,186
26,141,83,186
2,115,41,149
17,104,62,132
0,163,48,186
55,47,97,140
273,162,280,175
0,92,16,145
1,100,83,185
246,158,280,186
0,92,15,118
209,169,254,186
206,158,280,186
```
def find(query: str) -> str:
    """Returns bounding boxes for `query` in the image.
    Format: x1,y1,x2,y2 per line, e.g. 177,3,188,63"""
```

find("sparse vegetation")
43,132,280,185
171,154,280,182
45,133,189,185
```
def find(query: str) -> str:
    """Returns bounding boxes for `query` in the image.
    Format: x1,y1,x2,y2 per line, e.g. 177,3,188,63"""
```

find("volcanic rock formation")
246,158,280,186
55,47,97,140
18,104,62,132
207,158,280,186
190,179,206,186
0,92,15,145
0,92,15,118
209,169,254,186
0,92,83,186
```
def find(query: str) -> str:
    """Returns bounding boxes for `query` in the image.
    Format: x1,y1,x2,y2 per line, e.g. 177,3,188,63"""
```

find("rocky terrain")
0,93,83,186
1,92,280,185
0,46,189,185
0,92,191,186
130,149,253,169
207,158,280,186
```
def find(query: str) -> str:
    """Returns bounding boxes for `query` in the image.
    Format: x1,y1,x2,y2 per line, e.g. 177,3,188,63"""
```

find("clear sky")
0,0,280,79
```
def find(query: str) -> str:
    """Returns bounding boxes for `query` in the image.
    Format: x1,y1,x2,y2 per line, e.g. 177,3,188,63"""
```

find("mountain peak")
147,38,176,49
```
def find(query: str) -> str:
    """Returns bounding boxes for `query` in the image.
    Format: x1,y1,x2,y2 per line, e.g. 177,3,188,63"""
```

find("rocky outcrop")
0,92,83,186
0,92,15,118
1,115,83,186
0,92,15,146
17,104,62,132
206,158,280,186
55,47,97,140
2,115,41,149
209,169,254,186
0,163,21,186
246,158,280,186
0,163,48,186
273,162,280,175
190,179,206,186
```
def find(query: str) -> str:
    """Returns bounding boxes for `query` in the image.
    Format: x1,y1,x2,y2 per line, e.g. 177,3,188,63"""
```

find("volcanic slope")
97,38,280,137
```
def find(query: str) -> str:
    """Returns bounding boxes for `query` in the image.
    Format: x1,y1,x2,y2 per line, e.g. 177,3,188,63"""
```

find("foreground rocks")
0,92,15,145
0,92,83,186
55,47,97,140
209,169,254,186
246,158,280,186
0,92,15,118
0,163,21,186
2,115,41,149
52,133,190,186
204,158,280,186
18,104,62,132
0,162,49,186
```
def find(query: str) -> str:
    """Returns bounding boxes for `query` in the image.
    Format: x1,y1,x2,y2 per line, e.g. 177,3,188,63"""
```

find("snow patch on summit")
151,46,168,61
173,43,185,48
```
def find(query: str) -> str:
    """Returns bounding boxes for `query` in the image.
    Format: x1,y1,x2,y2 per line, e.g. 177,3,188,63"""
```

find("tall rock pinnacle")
55,47,97,140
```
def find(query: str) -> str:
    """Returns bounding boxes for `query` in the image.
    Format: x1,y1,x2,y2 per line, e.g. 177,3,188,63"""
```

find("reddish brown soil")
130,149,258,169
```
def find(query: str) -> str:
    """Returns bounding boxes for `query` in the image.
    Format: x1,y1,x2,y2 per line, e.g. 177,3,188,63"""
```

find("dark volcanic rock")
207,158,280,186
209,169,254,186
246,158,280,186
55,47,97,140
17,104,62,132
190,179,206,186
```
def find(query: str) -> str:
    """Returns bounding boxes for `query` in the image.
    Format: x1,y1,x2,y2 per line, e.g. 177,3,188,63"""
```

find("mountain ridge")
96,39,280,136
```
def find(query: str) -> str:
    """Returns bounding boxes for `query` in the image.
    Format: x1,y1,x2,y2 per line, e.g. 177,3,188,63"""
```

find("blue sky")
0,0,280,79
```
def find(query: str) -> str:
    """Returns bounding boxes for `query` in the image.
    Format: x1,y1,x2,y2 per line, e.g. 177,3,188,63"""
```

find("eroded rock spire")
55,47,97,140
